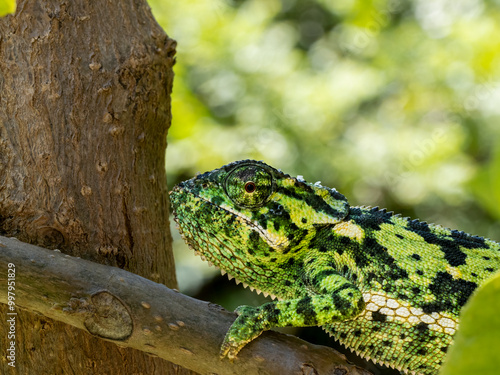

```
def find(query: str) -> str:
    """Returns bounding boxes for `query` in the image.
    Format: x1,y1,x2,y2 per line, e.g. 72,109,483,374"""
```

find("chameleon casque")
170,160,500,375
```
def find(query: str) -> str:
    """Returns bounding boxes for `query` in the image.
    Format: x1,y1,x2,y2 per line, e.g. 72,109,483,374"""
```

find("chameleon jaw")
172,207,282,301
175,223,282,301
199,250,282,301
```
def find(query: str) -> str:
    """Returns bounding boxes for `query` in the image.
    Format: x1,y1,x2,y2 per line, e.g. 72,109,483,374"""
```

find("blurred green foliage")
0,0,15,17
150,1,500,373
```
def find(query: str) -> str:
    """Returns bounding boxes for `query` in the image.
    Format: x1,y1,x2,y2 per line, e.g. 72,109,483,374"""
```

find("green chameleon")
170,160,500,375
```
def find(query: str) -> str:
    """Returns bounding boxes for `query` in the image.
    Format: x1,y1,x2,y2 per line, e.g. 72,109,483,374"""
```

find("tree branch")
0,236,371,375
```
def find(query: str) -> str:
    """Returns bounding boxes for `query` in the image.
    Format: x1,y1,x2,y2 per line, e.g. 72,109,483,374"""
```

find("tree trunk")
0,0,194,373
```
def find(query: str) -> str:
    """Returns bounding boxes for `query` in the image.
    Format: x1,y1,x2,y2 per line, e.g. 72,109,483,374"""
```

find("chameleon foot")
220,305,267,359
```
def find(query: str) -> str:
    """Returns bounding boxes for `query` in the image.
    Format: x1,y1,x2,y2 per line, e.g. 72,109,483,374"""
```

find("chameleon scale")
170,160,500,375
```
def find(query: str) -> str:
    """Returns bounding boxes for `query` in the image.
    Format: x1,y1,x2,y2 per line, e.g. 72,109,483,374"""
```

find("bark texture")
0,0,192,373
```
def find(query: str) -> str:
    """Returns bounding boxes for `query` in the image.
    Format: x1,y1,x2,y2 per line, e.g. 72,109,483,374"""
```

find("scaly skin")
170,160,500,375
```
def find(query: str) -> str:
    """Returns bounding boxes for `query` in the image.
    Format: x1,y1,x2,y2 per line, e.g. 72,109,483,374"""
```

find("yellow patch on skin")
446,265,462,279
334,220,365,242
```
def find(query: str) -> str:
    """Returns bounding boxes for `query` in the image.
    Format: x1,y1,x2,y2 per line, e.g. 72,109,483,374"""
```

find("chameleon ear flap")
276,179,350,229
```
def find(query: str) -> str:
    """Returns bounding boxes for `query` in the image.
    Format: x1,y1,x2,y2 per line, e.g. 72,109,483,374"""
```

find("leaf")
440,271,500,375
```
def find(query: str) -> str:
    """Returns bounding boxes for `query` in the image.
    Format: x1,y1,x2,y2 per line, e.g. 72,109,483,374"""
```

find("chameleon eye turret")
224,163,274,209
170,160,500,375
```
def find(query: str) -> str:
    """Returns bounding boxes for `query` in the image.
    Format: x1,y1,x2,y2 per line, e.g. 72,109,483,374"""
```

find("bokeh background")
150,0,500,372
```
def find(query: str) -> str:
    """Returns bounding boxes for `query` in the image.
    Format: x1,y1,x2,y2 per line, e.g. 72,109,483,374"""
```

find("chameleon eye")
225,164,274,209
244,181,256,193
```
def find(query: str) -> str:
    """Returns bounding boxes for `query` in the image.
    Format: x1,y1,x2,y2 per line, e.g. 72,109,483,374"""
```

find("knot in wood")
36,226,65,248
84,291,133,340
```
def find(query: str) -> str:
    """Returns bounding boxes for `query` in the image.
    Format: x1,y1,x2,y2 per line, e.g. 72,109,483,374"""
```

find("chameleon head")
170,160,350,292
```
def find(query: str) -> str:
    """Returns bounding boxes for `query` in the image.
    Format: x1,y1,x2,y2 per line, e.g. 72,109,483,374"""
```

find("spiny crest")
360,205,485,244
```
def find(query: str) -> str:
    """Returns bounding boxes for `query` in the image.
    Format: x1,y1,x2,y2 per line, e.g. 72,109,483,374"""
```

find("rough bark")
0,235,373,375
0,0,191,373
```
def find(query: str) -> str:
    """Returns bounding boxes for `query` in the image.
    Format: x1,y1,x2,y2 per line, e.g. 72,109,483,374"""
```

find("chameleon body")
170,160,500,375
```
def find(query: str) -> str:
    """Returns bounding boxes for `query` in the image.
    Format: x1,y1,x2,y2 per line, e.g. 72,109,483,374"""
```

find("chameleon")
169,159,500,375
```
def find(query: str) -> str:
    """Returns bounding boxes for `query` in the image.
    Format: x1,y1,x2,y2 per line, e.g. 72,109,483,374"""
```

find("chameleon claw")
219,344,238,361
220,335,245,361
219,305,262,360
